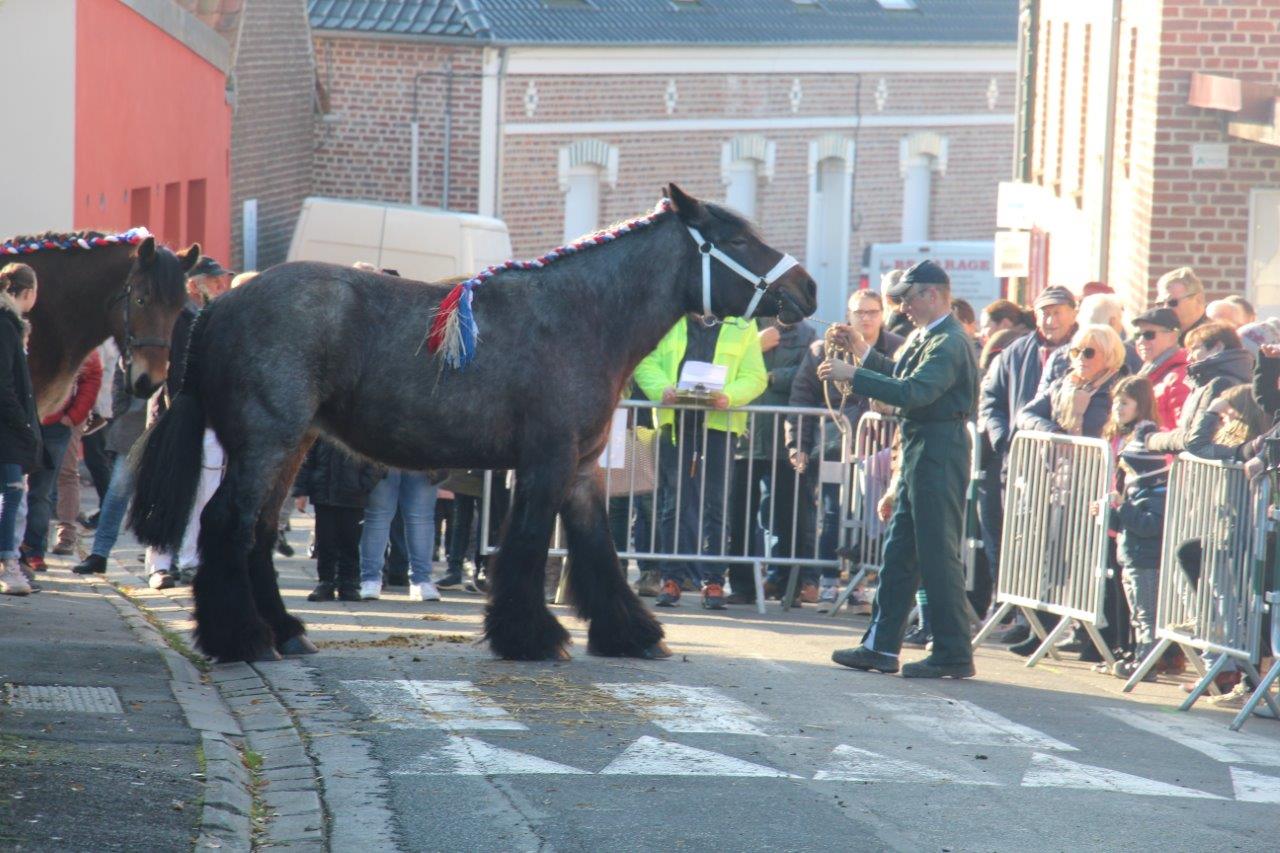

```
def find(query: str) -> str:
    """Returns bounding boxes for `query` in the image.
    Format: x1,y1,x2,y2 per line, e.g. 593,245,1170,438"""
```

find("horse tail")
127,307,210,551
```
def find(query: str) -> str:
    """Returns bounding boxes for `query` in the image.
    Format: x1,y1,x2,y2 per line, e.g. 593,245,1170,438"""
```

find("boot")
0,559,32,596
72,554,107,575
307,582,336,602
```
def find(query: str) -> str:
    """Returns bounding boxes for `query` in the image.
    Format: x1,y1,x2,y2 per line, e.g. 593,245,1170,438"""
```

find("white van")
287,197,513,282
863,240,1001,313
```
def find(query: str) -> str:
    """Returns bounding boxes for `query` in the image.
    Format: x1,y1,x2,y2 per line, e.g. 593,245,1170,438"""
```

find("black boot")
307,582,336,602
72,554,107,575
337,583,362,602
437,562,465,588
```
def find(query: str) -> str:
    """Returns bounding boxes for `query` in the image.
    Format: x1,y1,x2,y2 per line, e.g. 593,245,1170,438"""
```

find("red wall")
74,0,231,264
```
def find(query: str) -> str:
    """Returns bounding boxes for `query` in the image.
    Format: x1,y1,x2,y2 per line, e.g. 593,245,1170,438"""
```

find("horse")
1,230,200,414
127,184,818,663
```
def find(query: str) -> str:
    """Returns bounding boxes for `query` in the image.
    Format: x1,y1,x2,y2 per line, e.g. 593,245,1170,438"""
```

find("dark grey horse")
128,184,817,663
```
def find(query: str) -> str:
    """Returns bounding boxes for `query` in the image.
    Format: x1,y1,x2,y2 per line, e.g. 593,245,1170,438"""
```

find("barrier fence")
1121,454,1280,724
972,430,1117,668
825,412,897,616
481,399,853,614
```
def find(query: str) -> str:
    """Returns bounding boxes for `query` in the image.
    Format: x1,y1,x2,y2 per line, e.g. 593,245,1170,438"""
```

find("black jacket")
1109,479,1167,572
1147,347,1254,454
293,440,384,509
0,294,41,472
739,319,816,459
786,326,905,455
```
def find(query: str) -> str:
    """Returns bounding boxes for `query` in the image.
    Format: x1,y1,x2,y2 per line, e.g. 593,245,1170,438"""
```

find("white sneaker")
0,561,32,596
409,580,441,602
360,580,382,600
817,581,838,603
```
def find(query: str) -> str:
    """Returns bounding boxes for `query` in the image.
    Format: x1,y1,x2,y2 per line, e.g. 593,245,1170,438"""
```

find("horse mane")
1,228,148,256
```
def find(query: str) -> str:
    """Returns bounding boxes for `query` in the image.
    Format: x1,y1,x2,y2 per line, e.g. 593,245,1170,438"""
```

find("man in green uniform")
817,260,978,678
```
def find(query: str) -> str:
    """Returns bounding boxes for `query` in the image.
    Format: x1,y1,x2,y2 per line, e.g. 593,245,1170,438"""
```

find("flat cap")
886,259,949,298
1132,307,1180,331
188,255,235,279
1032,285,1076,310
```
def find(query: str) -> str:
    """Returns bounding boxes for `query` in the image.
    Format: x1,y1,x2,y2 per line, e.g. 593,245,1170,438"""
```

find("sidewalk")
0,569,202,851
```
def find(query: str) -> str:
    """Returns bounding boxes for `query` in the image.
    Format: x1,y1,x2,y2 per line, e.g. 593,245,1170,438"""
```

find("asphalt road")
251,517,1280,853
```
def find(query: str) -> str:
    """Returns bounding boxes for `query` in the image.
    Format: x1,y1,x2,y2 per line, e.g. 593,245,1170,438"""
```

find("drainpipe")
443,61,454,210
1097,0,1124,283
1013,0,1039,182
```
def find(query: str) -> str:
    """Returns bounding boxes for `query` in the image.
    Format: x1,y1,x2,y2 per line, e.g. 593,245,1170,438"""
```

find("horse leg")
562,467,668,659
483,453,574,661
192,442,296,663
249,443,314,655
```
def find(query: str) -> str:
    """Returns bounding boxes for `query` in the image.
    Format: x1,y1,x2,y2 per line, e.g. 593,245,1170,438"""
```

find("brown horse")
1,230,200,413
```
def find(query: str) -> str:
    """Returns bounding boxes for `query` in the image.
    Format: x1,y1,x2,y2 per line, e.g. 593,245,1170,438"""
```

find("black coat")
1109,480,1167,572
293,440,384,509
0,295,41,472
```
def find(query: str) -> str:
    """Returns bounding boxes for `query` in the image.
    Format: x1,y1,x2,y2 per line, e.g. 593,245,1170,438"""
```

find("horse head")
666,183,817,324
115,237,200,397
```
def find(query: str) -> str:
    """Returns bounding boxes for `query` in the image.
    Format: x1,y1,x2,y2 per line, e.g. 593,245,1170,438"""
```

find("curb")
104,569,329,851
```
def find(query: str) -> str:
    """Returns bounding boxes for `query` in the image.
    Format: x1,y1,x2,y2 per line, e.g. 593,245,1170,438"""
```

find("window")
721,135,775,222
805,135,854,323
563,165,602,242
164,182,182,247
130,186,151,230
187,179,206,247
1248,190,1280,318
724,162,759,221
899,132,947,243
1076,23,1091,205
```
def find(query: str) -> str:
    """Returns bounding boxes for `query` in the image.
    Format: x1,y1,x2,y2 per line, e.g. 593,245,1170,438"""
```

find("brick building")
1002,0,1280,317
177,0,318,271
309,0,1018,322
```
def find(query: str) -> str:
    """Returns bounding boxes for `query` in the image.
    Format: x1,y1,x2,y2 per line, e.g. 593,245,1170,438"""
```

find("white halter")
685,225,800,325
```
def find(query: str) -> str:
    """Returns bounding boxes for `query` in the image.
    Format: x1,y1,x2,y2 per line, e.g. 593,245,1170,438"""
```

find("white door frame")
805,135,855,324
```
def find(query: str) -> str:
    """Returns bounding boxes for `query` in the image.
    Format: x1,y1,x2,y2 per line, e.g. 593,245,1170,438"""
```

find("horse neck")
541,215,697,376
27,245,131,395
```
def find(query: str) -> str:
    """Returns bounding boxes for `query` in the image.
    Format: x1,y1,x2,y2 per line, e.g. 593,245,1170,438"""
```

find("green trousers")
862,421,972,664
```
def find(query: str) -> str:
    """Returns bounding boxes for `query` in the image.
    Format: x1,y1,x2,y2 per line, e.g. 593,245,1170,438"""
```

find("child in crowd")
293,439,384,602
1102,377,1168,681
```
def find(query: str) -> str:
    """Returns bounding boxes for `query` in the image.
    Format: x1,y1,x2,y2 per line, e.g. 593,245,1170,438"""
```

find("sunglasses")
1137,330,1160,341
1069,346,1097,359
1162,292,1201,309
852,308,882,318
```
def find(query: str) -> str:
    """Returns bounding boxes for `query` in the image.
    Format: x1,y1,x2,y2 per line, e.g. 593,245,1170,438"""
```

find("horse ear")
136,236,157,267
666,183,705,224
177,243,202,273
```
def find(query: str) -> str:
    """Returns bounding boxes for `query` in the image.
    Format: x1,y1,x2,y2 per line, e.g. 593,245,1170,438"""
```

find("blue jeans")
657,424,731,587
21,422,72,558
0,462,24,558
359,469,437,585
91,456,133,558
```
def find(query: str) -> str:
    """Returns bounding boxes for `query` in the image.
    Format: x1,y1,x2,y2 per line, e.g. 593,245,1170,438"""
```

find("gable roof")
308,0,1018,46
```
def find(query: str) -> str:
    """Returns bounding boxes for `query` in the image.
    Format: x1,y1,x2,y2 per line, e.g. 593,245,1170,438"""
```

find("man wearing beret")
817,260,978,678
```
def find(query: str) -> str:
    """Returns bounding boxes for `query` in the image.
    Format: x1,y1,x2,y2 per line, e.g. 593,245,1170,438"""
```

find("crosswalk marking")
342,680,528,731
1101,708,1280,766
1230,767,1280,803
593,683,771,736
392,737,587,776
849,693,1076,751
1021,753,1224,800
813,745,997,785
599,736,798,777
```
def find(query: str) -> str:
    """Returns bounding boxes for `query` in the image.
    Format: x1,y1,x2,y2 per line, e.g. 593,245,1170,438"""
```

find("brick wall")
1144,0,1280,304
229,0,317,271
313,36,483,212
502,69,1014,268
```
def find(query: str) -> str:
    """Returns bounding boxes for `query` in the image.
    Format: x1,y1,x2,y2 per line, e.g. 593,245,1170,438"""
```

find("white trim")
505,112,1014,136
719,135,776,184
899,131,949,176
503,45,1017,76
479,48,502,217
557,140,619,191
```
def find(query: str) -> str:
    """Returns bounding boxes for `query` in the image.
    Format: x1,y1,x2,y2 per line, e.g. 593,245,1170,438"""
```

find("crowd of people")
2,250,1275,694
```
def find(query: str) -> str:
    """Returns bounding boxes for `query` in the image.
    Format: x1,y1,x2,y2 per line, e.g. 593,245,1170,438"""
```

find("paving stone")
262,765,317,784
205,757,251,790
263,789,322,817
202,733,241,766
200,805,251,848
195,831,250,852
247,729,302,751
240,709,295,733
163,651,205,683
209,663,258,683
184,709,243,736
203,776,252,817
260,744,311,771
264,812,324,844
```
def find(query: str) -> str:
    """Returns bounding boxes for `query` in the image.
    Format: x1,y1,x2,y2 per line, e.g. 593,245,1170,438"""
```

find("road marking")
749,653,794,673
1230,767,1280,803
1101,708,1280,766
342,680,527,731
813,744,998,785
1021,752,1224,800
594,683,771,735
392,737,587,776
850,693,1076,751
600,736,798,777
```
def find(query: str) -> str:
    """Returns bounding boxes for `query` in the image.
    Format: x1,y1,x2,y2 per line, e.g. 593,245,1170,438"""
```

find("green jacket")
851,314,977,426
634,317,767,436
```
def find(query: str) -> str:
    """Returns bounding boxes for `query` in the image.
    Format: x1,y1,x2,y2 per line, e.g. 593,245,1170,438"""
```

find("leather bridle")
107,273,171,375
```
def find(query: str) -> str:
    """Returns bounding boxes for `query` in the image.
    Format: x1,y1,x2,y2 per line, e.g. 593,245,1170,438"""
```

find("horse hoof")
641,641,672,660
254,647,284,662
279,635,318,656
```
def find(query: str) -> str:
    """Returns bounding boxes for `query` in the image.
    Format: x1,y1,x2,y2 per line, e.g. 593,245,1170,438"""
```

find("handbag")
599,426,657,497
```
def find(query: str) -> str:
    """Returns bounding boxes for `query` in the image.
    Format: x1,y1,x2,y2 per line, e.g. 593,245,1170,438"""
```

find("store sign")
994,231,1031,278
1192,143,1229,170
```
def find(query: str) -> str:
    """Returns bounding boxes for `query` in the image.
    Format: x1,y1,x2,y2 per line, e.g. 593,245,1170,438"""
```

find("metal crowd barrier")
480,399,853,615
972,430,1117,668
825,412,897,616
1121,454,1280,723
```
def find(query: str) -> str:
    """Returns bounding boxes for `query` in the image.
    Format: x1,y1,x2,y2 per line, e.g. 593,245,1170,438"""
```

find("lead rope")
822,325,858,439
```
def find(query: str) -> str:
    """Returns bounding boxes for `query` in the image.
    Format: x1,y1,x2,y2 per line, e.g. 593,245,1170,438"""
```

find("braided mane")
1,228,151,257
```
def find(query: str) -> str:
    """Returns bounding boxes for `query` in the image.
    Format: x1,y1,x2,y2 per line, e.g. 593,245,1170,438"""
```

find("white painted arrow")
600,736,798,777
342,679,527,731
594,683,771,735
392,737,588,775
813,744,998,785
1022,752,1224,799
1230,766,1280,803
1101,708,1280,766
850,693,1076,751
